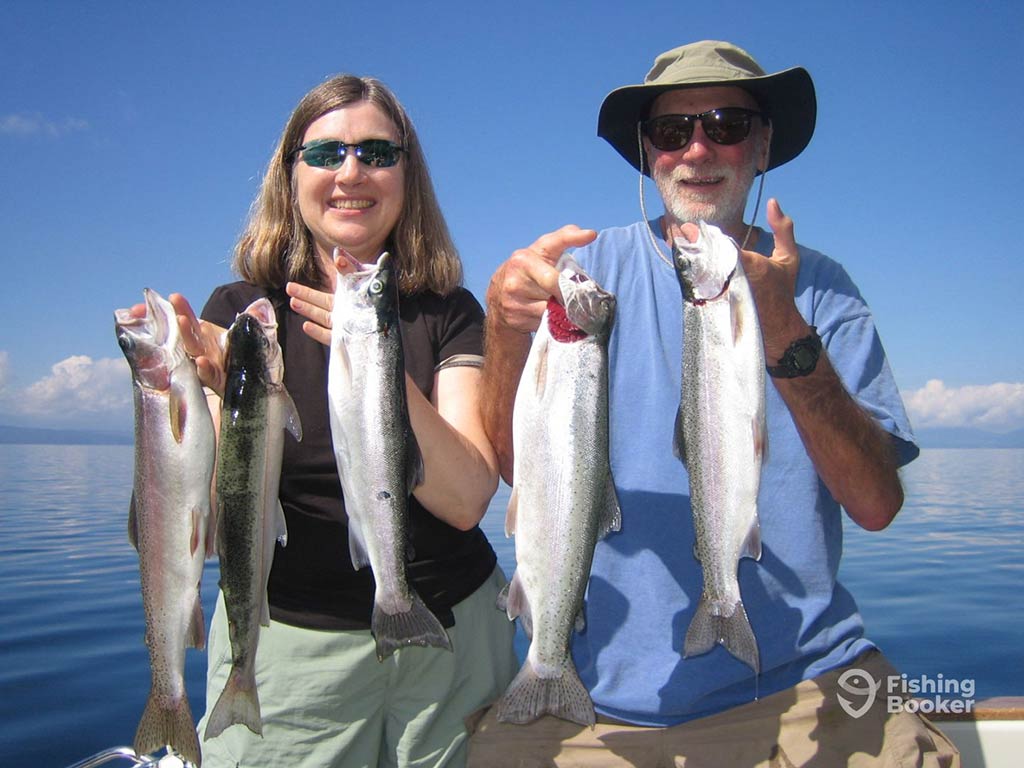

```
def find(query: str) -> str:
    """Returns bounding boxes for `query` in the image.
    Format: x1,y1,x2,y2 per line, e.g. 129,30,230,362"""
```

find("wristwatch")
766,327,821,378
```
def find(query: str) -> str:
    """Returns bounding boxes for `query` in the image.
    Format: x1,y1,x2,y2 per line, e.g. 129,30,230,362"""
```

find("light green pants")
198,566,517,768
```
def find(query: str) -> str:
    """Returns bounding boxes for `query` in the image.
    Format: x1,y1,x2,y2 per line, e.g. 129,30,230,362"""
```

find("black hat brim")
597,66,816,175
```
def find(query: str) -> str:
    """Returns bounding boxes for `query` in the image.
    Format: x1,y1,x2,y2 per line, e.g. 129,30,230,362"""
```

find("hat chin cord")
636,120,770,267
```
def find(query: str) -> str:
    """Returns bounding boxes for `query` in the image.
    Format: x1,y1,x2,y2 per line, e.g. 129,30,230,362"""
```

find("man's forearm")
774,351,904,531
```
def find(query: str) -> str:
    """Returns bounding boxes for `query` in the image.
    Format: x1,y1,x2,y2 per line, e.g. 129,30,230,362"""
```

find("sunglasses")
643,108,763,151
294,138,405,169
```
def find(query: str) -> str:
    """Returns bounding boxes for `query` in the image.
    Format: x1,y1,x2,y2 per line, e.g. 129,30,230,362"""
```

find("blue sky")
1,0,1021,432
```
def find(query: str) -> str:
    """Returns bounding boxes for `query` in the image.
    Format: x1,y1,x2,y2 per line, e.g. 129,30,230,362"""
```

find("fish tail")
495,657,595,727
684,596,760,673
203,666,263,740
372,592,452,661
135,690,202,766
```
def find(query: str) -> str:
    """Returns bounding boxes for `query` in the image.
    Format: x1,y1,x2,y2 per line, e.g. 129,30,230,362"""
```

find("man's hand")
486,225,597,334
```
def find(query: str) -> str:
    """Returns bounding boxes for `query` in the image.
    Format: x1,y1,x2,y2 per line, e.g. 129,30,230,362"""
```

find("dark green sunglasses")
294,138,405,169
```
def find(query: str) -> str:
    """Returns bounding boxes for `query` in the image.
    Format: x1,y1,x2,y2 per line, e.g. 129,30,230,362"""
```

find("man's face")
645,86,770,238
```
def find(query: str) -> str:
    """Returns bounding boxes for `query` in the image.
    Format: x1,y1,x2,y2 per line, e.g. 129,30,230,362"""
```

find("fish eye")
370,278,384,294
118,336,134,353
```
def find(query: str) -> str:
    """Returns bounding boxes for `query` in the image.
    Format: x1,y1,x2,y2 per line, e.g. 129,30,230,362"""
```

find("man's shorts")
466,650,960,767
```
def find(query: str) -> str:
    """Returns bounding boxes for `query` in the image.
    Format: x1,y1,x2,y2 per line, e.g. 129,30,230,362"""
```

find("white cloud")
0,351,9,394
0,112,89,137
903,379,1024,432
19,355,131,416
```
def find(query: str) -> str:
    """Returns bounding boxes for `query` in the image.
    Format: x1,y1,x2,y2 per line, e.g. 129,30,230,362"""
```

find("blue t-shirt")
569,219,918,726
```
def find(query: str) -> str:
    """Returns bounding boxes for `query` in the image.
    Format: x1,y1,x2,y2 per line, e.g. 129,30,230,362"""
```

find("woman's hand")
285,282,334,347
128,293,227,393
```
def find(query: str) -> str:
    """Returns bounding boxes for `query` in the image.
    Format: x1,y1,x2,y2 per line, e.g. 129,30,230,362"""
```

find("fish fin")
505,486,518,537
406,428,424,493
128,492,140,551
684,596,760,674
188,589,206,650
169,382,187,444
372,591,452,661
495,582,510,613
347,517,372,571
502,571,525,619
204,666,263,740
282,389,303,442
753,408,768,463
672,404,687,467
742,514,762,561
205,497,218,559
134,689,202,766
274,500,288,548
598,474,622,539
189,505,202,557
504,571,533,638
495,657,595,728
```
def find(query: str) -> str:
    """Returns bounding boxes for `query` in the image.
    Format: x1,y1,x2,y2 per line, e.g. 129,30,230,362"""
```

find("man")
470,41,959,766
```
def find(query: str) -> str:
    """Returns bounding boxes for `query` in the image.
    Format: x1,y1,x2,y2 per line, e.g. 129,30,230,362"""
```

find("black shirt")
203,281,497,630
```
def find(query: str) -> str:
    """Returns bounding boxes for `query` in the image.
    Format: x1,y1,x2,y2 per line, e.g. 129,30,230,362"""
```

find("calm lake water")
1,445,1021,766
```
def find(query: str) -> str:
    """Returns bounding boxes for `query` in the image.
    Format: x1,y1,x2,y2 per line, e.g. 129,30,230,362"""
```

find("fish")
327,249,451,661
496,253,620,727
115,288,216,767
672,220,766,674
205,298,301,740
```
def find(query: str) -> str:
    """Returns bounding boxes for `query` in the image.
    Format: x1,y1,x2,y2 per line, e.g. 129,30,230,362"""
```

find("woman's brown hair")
233,75,462,295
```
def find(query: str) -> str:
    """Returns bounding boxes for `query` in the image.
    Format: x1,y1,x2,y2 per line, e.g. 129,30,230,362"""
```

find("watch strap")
766,326,821,378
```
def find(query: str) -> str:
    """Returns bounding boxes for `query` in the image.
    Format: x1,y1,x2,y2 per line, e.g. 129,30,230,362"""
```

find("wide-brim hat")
598,40,816,175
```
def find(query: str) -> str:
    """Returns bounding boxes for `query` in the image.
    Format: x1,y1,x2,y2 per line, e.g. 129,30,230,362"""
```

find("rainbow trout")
328,249,451,661
673,221,765,673
205,298,301,739
115,288,215,766
497,254,620,727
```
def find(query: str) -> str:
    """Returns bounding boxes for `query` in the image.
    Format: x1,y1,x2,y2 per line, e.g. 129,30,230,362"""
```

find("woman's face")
293,102,405,270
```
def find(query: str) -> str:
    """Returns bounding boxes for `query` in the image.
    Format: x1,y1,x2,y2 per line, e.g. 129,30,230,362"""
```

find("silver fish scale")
673,222,765,674
116,289,215,766
328,252,449,660
498,255,619,726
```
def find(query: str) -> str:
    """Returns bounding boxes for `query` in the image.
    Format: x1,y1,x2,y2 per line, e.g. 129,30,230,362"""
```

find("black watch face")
792,344,817,372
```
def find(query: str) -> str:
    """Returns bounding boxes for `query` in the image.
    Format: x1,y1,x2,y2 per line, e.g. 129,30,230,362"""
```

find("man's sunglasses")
643,108,763,151
294,138,405,169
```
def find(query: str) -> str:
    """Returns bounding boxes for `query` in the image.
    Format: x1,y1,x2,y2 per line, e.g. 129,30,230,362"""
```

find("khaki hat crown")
597,40,816,174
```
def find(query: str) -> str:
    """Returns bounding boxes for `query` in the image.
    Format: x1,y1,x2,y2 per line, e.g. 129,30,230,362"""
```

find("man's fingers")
766,199,797,260
529,225,598,263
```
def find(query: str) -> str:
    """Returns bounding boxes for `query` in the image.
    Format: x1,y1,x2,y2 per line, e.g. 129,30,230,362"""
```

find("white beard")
653,160,757,232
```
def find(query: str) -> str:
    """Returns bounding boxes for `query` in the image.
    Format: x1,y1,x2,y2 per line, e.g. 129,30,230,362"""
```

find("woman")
170,75,515,767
